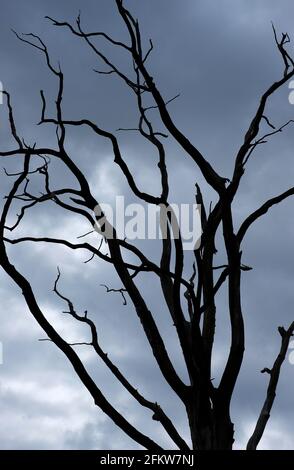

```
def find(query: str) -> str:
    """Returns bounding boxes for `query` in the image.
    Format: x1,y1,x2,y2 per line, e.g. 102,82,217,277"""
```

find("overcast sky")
0,0,294,450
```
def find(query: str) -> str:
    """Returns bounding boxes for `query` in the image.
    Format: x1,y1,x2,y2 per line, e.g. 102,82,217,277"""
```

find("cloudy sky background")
0,0,294,449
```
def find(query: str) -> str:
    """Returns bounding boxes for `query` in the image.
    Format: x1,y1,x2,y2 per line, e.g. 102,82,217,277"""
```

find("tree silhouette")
0,0,293,450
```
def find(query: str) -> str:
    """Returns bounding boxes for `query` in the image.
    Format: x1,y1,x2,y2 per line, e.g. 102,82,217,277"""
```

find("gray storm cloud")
0,0,294,449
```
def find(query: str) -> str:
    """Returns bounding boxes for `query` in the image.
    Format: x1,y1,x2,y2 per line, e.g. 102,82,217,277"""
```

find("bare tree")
0,0,293,450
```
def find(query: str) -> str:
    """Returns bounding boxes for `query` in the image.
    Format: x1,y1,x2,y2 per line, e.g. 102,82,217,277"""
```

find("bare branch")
247,321,294,450
2,91,23,149
100,283,127,306
12,30,60,76
238,187,294,243
46,15,131,51
243,119,294,166
53,269,189,450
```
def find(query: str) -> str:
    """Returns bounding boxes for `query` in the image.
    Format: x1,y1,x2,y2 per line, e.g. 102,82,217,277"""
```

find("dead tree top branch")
0,0,294,450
